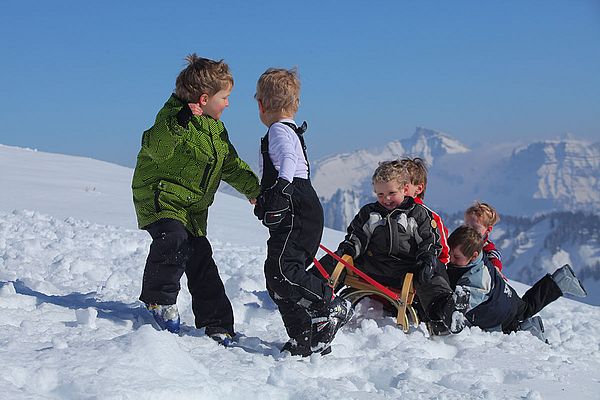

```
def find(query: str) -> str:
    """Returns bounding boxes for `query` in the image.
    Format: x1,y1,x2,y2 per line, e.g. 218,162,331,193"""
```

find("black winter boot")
427,291,469,335
309,296,354,353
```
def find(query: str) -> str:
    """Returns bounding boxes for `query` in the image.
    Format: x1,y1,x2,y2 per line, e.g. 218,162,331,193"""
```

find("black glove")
336,240,356,258
261,178,294,229
416,254,437,284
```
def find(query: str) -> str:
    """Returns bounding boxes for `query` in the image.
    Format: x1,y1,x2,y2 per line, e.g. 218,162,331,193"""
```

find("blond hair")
465,201,500,227
398,157,428,199
448,226,485,258
174,53,233,103
255,68,300,115
372,160,410,188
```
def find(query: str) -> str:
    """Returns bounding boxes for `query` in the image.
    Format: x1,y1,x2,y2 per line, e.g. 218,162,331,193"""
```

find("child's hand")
249,198,257,205
416,255,436,283
336,240,356,258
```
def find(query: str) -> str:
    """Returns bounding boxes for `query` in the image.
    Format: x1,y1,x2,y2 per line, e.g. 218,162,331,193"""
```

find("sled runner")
315,245,419,333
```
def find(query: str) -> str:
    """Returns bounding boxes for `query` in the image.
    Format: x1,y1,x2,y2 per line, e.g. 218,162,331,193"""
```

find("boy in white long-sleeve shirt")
254,68,353,356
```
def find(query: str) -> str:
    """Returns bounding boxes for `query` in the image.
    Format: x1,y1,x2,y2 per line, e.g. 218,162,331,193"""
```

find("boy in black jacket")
320,160,466,334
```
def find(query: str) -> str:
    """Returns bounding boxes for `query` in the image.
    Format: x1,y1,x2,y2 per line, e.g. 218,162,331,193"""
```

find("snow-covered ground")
1,144,600,399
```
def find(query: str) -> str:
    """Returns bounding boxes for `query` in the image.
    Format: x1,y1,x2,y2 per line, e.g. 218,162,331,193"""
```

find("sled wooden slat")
330,255,419,333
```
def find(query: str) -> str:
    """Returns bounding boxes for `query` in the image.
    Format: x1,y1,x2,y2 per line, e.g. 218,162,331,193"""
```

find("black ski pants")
139,218,234,335
502,274,562,333
264,179,330,340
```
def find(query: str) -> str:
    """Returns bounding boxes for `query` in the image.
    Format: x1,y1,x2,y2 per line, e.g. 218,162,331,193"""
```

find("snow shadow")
180,324,282,357
10,279,148,328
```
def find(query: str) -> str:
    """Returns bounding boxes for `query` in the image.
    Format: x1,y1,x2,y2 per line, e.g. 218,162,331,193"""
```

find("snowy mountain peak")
399,127,470,163
513,137,597,158
508,139,600,211
312,127,469,200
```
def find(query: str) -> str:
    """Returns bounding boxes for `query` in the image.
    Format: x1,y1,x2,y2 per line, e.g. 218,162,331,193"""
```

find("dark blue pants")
502,275,562,333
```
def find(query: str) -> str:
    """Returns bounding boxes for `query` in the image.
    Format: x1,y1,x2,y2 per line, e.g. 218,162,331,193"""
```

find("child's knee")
148,226,190,265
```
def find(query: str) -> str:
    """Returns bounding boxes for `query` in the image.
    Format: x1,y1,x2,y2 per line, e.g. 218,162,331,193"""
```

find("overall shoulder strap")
260,130,277,191
279,121,310,176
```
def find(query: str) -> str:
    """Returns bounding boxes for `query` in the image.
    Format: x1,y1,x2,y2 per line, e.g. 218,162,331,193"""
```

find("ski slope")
1,144,599,399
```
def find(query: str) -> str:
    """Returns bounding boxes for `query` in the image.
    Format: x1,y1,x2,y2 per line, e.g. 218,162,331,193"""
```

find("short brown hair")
465,201,500,227
372,160,410,188
174,53,233,103
255,68,300,115
448,226,484,258
398,157,428,199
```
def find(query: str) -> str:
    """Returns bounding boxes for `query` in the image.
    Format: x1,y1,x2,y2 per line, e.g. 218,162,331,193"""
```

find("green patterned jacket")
132,95,260,236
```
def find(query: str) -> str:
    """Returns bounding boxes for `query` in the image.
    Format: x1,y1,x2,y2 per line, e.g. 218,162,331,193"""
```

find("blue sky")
1,0,599,167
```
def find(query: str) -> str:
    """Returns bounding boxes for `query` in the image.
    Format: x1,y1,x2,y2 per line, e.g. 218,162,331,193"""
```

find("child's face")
202,87,231,120
374,181,405,210
449,245,473,267
464,213,491,237
403,182,424,198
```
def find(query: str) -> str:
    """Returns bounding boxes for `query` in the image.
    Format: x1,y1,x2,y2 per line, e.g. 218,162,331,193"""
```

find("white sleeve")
268,123,299,182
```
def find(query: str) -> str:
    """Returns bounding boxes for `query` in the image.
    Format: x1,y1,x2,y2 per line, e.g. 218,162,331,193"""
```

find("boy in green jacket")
132,54,260,343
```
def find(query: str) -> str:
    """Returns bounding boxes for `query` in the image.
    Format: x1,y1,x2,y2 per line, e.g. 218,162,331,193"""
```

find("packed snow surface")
1,144,599,399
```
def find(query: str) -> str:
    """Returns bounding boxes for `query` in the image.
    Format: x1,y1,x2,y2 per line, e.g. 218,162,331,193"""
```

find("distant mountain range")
310,128,600,305
312,127,600,230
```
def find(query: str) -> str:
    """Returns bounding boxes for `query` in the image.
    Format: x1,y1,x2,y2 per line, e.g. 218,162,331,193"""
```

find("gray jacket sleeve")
412,205,443,261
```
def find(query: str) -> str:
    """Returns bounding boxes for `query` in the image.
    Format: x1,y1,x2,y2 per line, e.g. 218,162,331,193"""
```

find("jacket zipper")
199,164,211,188
387,211,394,255
154,189,161,212
202,123,219,189
387,209,401,256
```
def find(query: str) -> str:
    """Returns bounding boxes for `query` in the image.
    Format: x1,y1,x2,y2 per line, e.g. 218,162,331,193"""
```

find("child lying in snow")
446,225,587,342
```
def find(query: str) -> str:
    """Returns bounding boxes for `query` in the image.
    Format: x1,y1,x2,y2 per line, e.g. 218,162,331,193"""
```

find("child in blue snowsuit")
446,225,587,341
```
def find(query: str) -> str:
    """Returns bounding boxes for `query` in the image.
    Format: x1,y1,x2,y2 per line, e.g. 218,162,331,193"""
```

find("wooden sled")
326,254,419,333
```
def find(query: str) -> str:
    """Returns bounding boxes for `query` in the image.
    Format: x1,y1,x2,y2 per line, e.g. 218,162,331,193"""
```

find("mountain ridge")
312,127,600,226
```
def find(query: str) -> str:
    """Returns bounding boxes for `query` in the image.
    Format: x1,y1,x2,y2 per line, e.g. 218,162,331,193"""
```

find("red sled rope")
312,257,330,280
316,244,400,301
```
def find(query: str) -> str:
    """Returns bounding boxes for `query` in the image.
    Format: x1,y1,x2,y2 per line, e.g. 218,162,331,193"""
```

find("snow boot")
281,339,332,357
309,296,354,353
426,320,451,336
280,325,328,357
281,337,312,357
205,327,235,347
426,311,466,336
426,290,471,336
146,303,180,333
519,316,548,344
427,291,469,336
551,264,587,297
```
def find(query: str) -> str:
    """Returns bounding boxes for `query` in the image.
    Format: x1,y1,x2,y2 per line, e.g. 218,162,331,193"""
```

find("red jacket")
483,238,503,271
414,197,449,265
